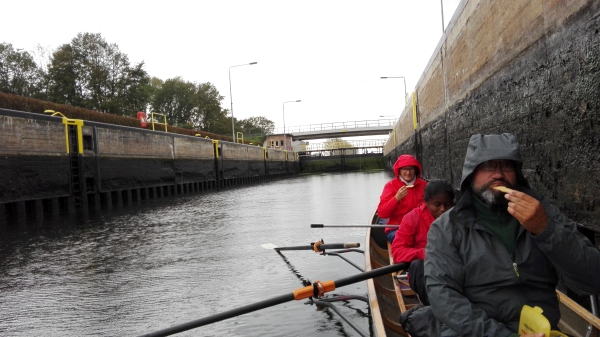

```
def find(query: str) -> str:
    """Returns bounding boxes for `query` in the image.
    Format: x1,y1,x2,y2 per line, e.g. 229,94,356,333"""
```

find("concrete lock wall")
0,108,299,222
0,114,71,203
383,0,600,233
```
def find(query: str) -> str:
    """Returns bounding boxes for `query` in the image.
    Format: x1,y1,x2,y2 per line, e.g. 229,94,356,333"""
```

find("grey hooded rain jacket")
424,133,600,337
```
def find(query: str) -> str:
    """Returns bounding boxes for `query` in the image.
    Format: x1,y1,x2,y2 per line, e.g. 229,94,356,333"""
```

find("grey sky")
3,0,461,136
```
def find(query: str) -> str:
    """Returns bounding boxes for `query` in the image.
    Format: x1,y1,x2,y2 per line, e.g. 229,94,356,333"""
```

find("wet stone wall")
416,2,600,232
0,109,299,224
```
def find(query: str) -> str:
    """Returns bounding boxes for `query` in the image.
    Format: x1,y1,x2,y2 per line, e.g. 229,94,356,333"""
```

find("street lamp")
440,0,446,33
283,100,301,150
380,76,408,105
229,62,257,143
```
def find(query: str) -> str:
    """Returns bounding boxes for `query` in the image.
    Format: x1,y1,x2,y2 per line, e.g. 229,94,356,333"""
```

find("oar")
274,240,360,252
138,262,409,337
311,224,400,228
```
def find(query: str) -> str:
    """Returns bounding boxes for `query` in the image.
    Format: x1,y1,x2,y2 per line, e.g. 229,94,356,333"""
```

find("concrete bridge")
276,119,395,141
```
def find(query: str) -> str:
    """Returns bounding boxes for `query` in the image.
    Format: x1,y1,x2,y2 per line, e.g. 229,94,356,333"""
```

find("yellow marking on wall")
411,92,418,130
212,140,219,158
44,110,84,153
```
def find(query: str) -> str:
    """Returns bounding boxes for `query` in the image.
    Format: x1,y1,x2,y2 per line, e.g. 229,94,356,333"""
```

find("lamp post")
380,76,408,105
229,62,257,143
441,0,446,33
283,100,301,150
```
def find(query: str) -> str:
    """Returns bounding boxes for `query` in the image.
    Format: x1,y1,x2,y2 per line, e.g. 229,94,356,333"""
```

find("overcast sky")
3,0,461,137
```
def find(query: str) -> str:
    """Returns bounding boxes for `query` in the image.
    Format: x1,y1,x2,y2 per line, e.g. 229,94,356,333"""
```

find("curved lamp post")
283,100,301,150
380,76,407,104
229,62,257,143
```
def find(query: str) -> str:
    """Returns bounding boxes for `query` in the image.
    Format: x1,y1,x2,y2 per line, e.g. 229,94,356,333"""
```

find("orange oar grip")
293,285,314,300
313,239,324,253
292,280,337,300
316,280,336,297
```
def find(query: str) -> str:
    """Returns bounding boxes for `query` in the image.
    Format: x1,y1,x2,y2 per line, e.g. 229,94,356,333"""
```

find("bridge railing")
274,118,395,134
294,139,386,152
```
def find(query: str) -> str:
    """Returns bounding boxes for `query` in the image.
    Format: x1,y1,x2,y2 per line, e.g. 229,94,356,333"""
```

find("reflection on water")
0,171,392,337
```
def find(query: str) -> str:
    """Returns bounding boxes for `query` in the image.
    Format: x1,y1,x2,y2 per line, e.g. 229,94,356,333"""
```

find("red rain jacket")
377,154,426,233
391,203,433,263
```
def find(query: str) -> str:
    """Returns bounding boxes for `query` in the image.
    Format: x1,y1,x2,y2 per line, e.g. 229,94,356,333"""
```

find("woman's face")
426,193,454,219
399,166,417,181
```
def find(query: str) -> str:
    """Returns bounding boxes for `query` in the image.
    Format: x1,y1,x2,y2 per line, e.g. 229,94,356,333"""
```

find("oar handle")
275,242,360,252
311,224,400,228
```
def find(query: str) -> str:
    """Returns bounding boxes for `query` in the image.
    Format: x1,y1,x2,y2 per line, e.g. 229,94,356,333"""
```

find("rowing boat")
365,211,415,337
364,210,600,337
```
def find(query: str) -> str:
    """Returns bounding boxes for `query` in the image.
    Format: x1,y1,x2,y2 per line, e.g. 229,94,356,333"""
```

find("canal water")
0,171,392,337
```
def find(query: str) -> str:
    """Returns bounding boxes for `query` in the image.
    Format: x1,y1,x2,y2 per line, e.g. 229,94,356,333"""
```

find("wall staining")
0,116,70,203
385,0,600,232
0,109,298,223
299,154,384,173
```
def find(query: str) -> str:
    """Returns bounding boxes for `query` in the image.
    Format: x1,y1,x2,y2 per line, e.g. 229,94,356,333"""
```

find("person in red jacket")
377,154,427,243
391,179,455,305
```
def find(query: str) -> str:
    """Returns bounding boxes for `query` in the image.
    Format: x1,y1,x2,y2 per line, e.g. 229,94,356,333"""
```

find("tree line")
0,33,274,139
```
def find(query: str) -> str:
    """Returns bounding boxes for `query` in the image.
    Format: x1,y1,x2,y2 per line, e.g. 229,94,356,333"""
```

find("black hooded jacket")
424,133,600,336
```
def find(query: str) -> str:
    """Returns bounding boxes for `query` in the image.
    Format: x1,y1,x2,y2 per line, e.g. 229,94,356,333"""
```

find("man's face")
471,160,517,205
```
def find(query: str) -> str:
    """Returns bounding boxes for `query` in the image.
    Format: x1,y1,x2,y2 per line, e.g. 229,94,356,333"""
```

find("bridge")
274,119,395,140
295,139,386,155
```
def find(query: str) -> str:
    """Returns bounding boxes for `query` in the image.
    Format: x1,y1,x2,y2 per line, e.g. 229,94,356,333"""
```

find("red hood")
393,154,423,178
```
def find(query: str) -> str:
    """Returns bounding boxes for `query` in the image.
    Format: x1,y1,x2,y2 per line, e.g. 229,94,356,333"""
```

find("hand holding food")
495,186,548,234
395,185,411,201
493,186,512,193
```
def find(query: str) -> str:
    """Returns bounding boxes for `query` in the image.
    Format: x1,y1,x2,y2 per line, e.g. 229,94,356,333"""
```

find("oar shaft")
275,245,314,251
319,243,360,250
311,224,400,228
335,262,409,288
139,263,408,337
275,242,360,251
139,293,294,337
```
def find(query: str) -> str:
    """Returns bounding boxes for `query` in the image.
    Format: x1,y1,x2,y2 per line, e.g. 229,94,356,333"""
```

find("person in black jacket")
424,133,600,337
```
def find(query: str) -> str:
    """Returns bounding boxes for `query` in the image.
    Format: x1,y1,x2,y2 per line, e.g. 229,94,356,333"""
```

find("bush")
0,92,261,145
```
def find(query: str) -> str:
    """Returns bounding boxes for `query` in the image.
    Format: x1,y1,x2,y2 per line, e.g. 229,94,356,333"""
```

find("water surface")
0,171,392,336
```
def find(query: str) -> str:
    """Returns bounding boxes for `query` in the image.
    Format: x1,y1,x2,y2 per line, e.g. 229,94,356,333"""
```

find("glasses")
478,161,516,172
400,167,416,173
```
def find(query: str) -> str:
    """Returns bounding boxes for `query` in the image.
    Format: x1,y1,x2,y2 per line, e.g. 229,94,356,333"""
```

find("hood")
460,133,529,193
393,154,423,178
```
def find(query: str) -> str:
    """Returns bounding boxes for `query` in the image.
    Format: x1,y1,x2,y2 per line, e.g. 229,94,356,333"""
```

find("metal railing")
274,119,395,134
294,139,386,152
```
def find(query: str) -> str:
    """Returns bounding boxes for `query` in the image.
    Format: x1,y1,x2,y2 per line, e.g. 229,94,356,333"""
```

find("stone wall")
0,109,298,222
384,0,600,232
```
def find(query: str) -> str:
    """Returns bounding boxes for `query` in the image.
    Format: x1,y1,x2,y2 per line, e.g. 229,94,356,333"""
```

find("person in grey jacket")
424,133,600,337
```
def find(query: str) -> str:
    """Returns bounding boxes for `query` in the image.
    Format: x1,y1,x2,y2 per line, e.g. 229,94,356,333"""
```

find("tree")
324,138,353,149
190,82,228,133
30,44,53,100
150,77,197,126
239,116,275,136
320,138,355,156
0,42,43,97
47,44,81,106
46,33,151,116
